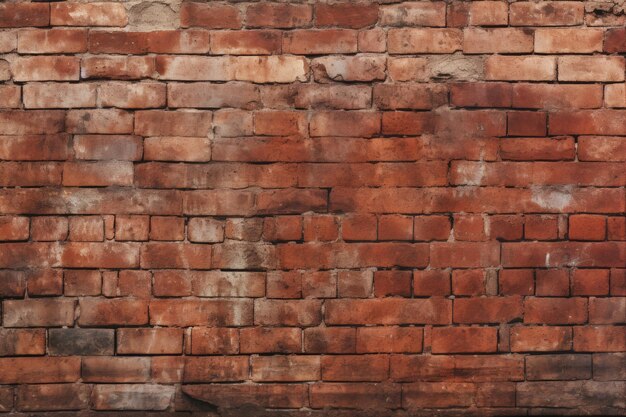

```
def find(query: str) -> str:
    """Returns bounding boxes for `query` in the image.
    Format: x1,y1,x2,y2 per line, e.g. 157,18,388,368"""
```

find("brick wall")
0,0,625,414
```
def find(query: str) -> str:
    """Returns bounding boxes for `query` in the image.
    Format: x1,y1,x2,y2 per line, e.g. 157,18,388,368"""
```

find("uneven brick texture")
0,0,625,415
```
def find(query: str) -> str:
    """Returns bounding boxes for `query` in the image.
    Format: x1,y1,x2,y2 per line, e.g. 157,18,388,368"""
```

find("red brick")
303,215,339,242
18,29,88,53
388,29,462,53
322,355,389,382
245,3,312,28
191,327,239,355
304,327,356,354
115,270,151,298
81,56,155,80
512,84,603,110
180,2,241,29
525,297,588,324
68,216,103,242
310,111,380,137
193,270,264,298
374,270,412,297
150,217,185,241
451,82,512,108
610,269,626,296
252,355,320,382
510,1,583,26
454,296,523,324
381,2,446,26
571,269,610,296
135,110,212,137
500,269,534,296
302,271,336,298
117,328,182,355
283,29,358,54
254,299,321,327
240,327,301,354
313,55,386,82
508,111,547,137
16,384,89,411
558,56,625,82
0,357,80,384
267,271,302,299
13,56,80,81
486,56,556,81
0,3,49,28
316,3,378,28
432,327,498,353
454,214,487,241
526,354,591,381
99,82,166,109
413,270,450,296
115,215,149,241
0,85,20,108
82,357,150,383
26,269,63,296
91,384,174,411
51,2,127,26
337,270,373,298
605,27,626,53
150,299,252,327
589,297,626,324
569,214,606,241
378,215,413,241
525,215,558,241
342,214,377,241
310,383,401,409
469,1,508,25
574,326,626,352
89,30,210,54
608,217,626,241
511,326,573,352
182,384,307,409
326,298,451,325
430,242,500,268
550,110,626,136
0,329,45,356
578,136,626,162
3,298,75,327
0,216,29,241
64,270,101,296
357,327,423,353
414,216,451,241
489,215,524,240
78,299,147,326
24,83,96,109
463,28,533,53
452,269,486,296
383,111,435,136
263,216,302,242
535,28,603,53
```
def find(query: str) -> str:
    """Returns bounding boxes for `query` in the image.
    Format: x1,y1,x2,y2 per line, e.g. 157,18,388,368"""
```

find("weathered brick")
388,29,462,53
431,327,498,353
0,329,45,356
180,2,241,29
51,2,127,27
245,3,312,28
16,384,89,411
13,56,80,81
48,328,114,356
0,357,80,384
0,3,49,28
18,29,88,53
91,384,174,410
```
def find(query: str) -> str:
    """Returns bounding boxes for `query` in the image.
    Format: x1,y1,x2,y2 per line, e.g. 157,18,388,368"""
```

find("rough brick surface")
0,0,625,415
